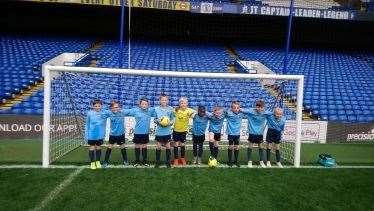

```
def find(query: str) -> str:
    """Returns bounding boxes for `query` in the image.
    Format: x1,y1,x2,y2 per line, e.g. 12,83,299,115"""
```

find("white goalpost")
43,65,304,168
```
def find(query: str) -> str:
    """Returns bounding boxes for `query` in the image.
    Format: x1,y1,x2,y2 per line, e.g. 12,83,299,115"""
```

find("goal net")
43,66,303,167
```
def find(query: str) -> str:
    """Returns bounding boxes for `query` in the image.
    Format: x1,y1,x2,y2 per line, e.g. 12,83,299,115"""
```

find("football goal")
42,65,304,167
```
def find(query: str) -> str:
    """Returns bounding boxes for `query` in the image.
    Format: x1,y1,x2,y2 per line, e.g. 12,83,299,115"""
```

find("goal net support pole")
43,65,304,168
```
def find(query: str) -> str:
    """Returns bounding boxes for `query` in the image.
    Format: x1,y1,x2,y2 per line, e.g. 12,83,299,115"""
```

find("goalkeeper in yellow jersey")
173,97,196,166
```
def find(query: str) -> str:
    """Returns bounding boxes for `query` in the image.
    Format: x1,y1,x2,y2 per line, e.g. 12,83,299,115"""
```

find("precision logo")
347,129,374,142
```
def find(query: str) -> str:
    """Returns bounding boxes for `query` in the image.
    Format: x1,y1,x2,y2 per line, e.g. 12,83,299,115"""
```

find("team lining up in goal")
86,94,286,170
43,66,303,168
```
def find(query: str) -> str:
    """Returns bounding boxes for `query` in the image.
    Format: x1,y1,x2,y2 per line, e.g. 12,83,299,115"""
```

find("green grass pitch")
1,139,374,210
1,168,374,210
1,139,374,165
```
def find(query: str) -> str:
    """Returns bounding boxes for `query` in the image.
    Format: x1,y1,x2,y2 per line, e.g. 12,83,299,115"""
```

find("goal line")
1,164,374,169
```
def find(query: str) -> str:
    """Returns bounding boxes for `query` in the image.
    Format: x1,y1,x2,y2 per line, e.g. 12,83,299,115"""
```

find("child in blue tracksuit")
265,107,286,168
102,100,132,167
127,97,156,167
153,94,175,168
241,99,270,168
207,106,225,161
225,101,246,167
85,99,107,170
192,105,209,165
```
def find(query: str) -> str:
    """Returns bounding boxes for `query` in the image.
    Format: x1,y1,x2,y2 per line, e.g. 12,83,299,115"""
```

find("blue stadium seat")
2,36,373,122
1,35,92,115
237,46,374,123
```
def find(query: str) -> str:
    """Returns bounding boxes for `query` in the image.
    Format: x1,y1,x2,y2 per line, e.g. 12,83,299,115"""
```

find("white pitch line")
298,165,374,169
30,167,84,211
0,165,43,169
1,164,374,169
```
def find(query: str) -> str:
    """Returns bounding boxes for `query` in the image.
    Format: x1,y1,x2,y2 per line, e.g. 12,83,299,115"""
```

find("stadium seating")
50,73,296,119
6,90,44,115
236,46,374,122
1,36,372,123
92,40,229,72
0,35,92,114
64,40,297,118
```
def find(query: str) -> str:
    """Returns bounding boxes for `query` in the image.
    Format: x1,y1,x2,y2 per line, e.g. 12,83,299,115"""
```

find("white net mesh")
50,72,85,163
48,69,300,165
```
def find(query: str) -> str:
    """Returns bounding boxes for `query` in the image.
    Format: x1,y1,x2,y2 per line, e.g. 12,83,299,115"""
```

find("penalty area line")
29,167,84,211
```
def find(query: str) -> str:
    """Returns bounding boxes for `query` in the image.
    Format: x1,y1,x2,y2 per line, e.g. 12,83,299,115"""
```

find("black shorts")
228,135,240,145
192,135,205,144
109,134,125,145
212,133,221,141
266,128,282,144
248,134,264,144
88,139,103,146
133,134,149,144
173,131,187,143
156,135,172,143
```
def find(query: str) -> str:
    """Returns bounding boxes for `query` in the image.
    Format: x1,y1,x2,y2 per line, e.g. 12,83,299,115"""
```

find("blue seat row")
237,46,374,123
2,37,371,123
0,35,93,101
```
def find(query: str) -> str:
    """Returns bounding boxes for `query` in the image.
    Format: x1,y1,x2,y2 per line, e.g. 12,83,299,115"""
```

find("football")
208,157,218,168
160,116,170,127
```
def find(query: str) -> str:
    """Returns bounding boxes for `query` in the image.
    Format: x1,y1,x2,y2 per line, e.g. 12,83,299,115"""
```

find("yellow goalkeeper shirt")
174,108,196,132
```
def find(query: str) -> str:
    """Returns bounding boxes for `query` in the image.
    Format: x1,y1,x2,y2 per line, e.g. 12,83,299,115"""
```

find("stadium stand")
7,90,43,115
64,40,297,119
93,40,229,72
236,46,374,122
1,37,296,118
49,72,297,120
0,35,93,113
1,35,372,123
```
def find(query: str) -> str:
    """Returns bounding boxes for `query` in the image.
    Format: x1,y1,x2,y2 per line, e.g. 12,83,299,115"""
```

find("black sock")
95,149,101,162
181,146,186,158
89,150,95,162
174,146,179,159
104,148,112,162
276,150,281,162
135,148,140,162
214,146,219,159
193,143,198,157
234,149,239,163
121,148,127,162
209,142,214,157
259,148,264,162
266,149,271,162
142,148,148,163
166,149,171,163
198,143,203,158
156,149,161,162
247,148,252,162
228,148,232,163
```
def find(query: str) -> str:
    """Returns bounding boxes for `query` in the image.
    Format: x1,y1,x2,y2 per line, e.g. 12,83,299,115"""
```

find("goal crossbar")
43,65,304,168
